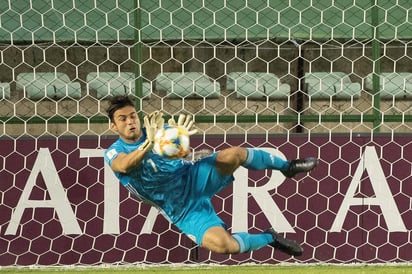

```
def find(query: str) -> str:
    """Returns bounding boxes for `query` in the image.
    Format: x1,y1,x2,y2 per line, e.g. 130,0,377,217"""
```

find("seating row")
10,72,151,100
1,72,412,100
306,72,412,99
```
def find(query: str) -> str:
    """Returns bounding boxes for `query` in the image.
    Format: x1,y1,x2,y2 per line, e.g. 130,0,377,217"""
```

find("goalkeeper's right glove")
148,110,164,129
138,111,164,152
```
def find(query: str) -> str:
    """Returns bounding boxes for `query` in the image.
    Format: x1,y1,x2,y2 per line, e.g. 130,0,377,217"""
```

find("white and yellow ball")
153,126,190,159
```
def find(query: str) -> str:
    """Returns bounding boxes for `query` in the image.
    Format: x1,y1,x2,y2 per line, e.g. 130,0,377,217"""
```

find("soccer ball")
153,125,190,159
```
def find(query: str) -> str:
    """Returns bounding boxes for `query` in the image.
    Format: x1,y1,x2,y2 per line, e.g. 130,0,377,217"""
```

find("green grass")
1,265,411,274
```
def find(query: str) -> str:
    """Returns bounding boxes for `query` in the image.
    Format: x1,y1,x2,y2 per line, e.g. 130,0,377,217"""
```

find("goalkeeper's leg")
201,226,272,254
201,226,303,256
215,147,318,177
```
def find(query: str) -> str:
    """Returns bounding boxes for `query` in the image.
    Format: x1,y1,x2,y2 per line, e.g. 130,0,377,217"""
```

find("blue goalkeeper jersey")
104,129,192,222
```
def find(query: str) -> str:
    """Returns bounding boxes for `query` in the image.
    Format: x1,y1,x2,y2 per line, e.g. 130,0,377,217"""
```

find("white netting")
1,0,412,266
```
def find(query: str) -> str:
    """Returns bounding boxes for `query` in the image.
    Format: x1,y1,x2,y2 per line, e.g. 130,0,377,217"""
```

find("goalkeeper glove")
148,110,164,130
139,111,164,152
168,114,198,136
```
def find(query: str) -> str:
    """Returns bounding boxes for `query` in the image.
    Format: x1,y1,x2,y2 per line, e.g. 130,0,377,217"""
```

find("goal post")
1,0,412,266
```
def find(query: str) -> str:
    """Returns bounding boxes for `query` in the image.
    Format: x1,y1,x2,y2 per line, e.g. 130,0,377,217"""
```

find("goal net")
1,0,412,266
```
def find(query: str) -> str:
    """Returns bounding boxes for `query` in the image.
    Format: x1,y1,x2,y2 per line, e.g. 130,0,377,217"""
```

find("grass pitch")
1,265,411,274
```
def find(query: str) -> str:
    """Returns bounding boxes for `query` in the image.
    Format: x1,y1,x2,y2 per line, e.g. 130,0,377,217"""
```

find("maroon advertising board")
0,134,411,265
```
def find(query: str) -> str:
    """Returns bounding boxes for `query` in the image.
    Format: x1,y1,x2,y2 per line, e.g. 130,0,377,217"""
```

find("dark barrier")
1,134,411,265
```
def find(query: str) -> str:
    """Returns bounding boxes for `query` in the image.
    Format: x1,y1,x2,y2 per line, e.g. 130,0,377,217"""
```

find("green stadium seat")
87,72,151,99
364,72,412,99
155,72,220,98
226,72,290,100
305,72,361,99
0,83,10,99
16,72,81,100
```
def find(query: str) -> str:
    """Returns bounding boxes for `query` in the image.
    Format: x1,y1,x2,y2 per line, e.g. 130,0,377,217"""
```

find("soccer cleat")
281,157,318,178
266,228,303,256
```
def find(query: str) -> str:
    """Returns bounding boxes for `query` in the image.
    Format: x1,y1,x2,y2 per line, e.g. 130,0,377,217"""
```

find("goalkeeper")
104,95,318,256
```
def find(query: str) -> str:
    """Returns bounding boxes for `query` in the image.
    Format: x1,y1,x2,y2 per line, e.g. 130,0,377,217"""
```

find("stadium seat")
305,72,361,99
87,72,151,99
16,72,81,100
155,72,220,98
0,83,10,99
364,72,412,99
226,72,290,100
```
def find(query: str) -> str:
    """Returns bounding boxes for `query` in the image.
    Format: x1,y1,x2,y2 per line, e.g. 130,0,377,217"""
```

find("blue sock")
232,232,274,253
242,148,289,171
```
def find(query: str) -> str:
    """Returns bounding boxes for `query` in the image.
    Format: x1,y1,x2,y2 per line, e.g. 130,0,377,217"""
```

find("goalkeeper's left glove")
168,114,198,136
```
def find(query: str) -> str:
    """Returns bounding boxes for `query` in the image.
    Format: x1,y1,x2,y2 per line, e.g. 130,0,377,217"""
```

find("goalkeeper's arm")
110,112,163,174
110,148,150,174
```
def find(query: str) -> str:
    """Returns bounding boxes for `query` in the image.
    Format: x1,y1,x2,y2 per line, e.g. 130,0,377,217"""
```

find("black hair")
106,95,135,123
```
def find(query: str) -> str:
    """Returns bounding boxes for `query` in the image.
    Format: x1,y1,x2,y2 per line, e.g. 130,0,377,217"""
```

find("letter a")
331,146,406,232
6,148,81,235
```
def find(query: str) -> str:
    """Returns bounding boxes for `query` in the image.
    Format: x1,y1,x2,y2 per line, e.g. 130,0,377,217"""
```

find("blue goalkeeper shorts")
173,152,235,246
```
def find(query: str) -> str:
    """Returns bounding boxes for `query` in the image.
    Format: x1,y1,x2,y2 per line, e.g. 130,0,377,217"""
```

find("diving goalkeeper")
104,95,318,256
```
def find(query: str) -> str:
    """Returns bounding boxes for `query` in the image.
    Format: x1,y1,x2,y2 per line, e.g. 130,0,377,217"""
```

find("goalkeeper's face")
111,106,142,143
